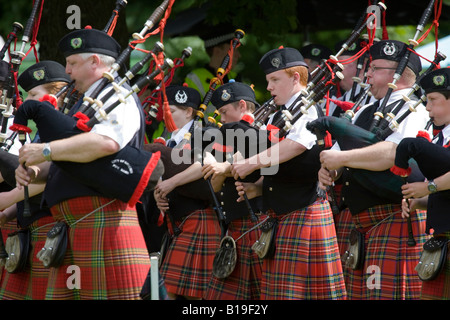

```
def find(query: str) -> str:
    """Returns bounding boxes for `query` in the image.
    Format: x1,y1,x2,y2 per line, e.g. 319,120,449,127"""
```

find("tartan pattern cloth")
333,206,355,258
344,205,428,300
46,196,150,300
160,208,221,299
260,199,347,300
0,215,55,300
205,214,267,300
420,232,450,300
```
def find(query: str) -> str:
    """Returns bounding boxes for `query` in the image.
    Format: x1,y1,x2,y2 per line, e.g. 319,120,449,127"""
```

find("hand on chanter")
15,163,39,190
235,181,262,202
318,166,337,191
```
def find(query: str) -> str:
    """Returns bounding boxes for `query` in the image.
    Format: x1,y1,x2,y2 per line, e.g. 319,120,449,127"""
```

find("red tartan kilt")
344,205,428,300
261,199,347,300
160,207,221,298
0,215,55,300
420,233,450,300
47,196,150,300
205,214,268,300
333,206,355,258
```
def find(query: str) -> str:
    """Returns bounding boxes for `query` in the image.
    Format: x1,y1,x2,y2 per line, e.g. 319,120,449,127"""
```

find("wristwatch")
427,180,438,194
42,143,52,161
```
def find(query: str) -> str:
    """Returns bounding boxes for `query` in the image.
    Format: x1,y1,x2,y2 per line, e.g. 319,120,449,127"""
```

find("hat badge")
221,89,231,101
382,42,396,56
311,48,321,56
433,75,445,86
33,69,45,81
175,90,188,104
70,37,82,49
271,57,281,68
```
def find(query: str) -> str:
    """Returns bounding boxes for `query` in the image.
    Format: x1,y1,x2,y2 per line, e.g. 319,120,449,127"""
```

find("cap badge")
221,89,231,101
433,75,445,87
175,90,188,104
271,57,281,68
382,42,396,56
70,38,82,49
32,69,45,81
311,48,321,56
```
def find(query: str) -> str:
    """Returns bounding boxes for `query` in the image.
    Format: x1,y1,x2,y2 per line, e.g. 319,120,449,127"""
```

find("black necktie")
68,94,84,116
271,105,285,125
436,131,444,146
167,140,177,148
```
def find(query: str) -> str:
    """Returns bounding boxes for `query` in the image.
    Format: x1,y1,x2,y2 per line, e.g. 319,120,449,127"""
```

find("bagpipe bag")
12,99,164,206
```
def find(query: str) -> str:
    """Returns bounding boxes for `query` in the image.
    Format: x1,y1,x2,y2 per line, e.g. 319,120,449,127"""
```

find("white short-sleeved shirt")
263,91,319,150
86,78,141,149
353,88,430,144
332,88,431,151
166,119,194,146
433,124,450,146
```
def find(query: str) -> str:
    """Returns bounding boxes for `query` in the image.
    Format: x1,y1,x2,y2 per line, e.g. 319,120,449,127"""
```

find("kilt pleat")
46,196,150,300
205,215,266,300
420,232,450,300
0,216,55,300
332,206,355,258
260,199,347,300
344,205,428,300
160,208,221,298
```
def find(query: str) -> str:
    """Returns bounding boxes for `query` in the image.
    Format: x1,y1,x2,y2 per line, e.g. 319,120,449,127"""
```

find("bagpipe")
390,121,448,247
391,121,449,182
7,0,178,207
139,46,193,140
368,0,439,132
306,0,443,203
176,29,246,150
0,0,44,261
263,2,388,143
143,29,246,239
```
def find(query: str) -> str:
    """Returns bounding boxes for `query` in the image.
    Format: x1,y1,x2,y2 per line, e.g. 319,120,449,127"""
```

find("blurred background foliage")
1,0,449,102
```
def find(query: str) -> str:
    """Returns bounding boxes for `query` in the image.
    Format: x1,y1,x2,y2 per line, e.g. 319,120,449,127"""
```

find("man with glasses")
318,40,430,299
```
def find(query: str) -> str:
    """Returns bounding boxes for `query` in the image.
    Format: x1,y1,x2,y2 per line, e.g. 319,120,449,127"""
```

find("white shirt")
263,91,319,150
332,88,431,151
86,78,141,149
326,86,376,116
166,119,193,146
353,88,430,144
433,124,450,146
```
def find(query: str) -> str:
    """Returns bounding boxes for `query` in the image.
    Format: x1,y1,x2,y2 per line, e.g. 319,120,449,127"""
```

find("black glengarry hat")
300,43,332,62
211,81,259,109
58,28,121,59
18,60,70,92
165,85,201,109
369,40,422,75
420,68,450,94
259,47,308,75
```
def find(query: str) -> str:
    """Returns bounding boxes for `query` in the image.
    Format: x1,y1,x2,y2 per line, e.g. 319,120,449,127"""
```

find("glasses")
368,65,397,73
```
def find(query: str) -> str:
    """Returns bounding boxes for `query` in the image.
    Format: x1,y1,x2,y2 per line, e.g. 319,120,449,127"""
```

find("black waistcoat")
218,172,263,224
262,144,321,215
427,190,450,235
44,81,145,208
